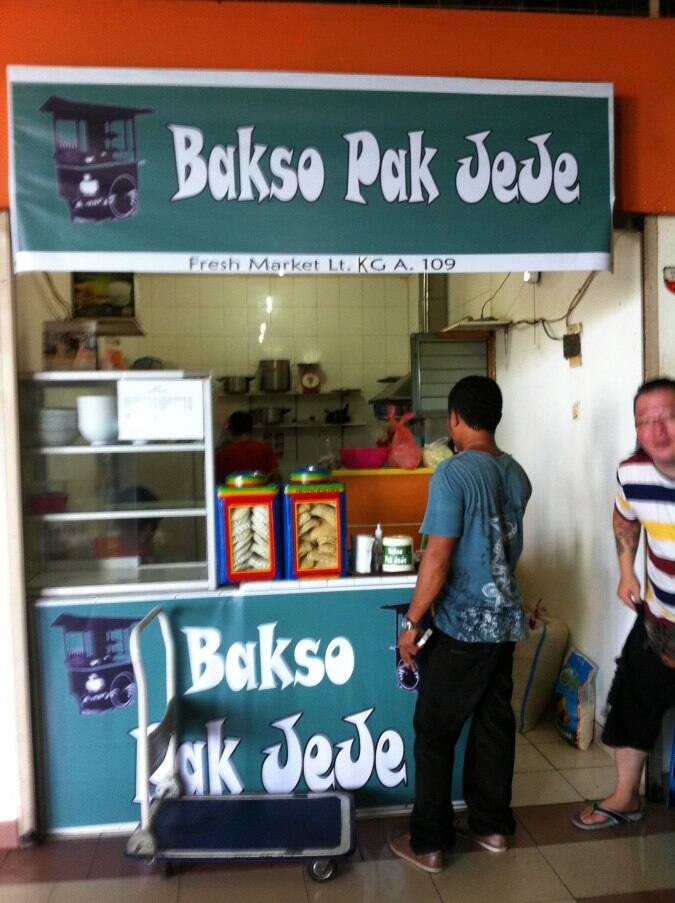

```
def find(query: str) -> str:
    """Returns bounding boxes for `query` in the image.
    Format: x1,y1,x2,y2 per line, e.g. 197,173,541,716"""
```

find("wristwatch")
400,617,420,632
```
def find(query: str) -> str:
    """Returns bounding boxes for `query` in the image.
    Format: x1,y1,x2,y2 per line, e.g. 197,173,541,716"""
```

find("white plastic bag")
422,437,453,470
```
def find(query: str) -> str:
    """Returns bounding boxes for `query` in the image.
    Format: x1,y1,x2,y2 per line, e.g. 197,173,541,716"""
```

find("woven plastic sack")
554,649,597,750
387,412,422,470
512,611,569,733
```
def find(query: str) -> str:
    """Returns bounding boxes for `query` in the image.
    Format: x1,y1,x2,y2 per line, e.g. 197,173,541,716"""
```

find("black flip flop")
570,802,645,831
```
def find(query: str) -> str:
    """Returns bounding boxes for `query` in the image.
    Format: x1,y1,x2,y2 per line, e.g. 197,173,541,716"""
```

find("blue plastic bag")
554,649,597,750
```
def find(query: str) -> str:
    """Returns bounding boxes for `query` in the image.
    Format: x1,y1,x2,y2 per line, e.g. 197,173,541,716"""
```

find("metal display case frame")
19,370,216,597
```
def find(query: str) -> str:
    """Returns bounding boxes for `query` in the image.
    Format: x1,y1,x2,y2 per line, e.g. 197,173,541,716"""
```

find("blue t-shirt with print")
421,450,532,643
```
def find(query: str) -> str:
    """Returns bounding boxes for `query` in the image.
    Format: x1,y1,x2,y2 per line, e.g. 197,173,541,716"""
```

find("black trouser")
410,630,517,853
602,611,675,751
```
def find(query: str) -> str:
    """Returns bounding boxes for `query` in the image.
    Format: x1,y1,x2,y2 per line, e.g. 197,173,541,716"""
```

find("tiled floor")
1,722,673,902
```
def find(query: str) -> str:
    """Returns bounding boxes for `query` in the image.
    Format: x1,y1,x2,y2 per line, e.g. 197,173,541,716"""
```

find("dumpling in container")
310,503,337,527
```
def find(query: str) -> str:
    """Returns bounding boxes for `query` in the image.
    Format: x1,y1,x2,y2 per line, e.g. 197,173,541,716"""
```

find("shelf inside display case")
26,442,206,455
21,370,209,382
27,561,210,597
28,506,208,523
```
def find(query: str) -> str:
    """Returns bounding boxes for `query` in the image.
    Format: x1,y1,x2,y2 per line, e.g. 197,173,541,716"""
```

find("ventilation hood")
368,374,412,404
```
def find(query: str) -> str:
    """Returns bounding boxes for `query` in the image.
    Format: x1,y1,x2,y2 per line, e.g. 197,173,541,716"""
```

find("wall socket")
563,323,582,366
563,333,581,358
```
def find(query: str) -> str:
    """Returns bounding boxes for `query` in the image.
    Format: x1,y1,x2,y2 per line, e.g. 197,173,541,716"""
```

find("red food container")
216,473,282,584
283,469,347,579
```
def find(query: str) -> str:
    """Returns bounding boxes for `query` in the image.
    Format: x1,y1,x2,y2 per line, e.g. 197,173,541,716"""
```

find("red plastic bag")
387,411,422,469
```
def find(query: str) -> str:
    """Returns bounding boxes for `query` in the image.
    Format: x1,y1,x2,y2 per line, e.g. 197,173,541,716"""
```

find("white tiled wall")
120,274,418,399
16,272,419,395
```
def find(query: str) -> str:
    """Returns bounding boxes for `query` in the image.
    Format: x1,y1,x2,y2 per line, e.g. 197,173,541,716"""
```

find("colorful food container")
283,469,347,579
216,472,282,584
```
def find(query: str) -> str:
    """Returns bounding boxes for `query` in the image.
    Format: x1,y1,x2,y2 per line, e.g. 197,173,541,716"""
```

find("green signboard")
33,585,467,832
9,67,613,275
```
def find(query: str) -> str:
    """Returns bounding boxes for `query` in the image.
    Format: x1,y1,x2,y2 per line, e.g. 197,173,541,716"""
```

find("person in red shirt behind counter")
215,410,282,485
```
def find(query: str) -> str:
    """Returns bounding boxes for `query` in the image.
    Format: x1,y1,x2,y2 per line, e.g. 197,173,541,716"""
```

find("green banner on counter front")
9,67,613,275
33,585,467,831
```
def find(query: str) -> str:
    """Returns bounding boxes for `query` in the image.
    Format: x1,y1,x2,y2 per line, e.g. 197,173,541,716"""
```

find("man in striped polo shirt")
573,377,675,830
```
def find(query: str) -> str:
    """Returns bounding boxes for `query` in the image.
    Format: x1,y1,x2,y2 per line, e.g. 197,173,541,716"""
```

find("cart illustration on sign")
40,96,153,222
52,613,140,714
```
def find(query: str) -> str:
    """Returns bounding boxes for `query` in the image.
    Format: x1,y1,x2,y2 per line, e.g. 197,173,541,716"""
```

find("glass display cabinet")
19,371,216,596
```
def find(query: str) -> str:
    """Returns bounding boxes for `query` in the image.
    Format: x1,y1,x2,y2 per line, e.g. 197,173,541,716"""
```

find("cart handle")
130,606,176,829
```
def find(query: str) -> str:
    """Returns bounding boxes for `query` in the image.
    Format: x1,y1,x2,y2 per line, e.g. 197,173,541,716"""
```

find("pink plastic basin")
340,447,389,469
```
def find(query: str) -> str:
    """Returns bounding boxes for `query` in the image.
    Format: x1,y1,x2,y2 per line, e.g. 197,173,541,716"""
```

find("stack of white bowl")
30,407,79,447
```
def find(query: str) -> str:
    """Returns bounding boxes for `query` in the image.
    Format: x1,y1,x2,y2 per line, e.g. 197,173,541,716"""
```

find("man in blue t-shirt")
389,376,531,874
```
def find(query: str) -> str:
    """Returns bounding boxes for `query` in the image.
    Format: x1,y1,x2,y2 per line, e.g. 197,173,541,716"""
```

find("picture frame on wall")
72,272,135,320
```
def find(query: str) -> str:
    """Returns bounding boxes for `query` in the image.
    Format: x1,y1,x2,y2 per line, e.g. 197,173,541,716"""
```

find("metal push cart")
126,607,355,881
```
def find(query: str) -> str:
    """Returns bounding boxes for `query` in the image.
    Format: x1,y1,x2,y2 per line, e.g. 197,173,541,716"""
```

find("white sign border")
14,251,611,275
8,64,613,99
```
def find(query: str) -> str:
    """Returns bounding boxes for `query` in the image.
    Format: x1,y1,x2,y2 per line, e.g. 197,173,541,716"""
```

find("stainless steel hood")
368,374,411,404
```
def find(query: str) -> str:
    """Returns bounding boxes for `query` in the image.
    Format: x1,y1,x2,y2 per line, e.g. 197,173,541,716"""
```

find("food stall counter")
32,576,469,833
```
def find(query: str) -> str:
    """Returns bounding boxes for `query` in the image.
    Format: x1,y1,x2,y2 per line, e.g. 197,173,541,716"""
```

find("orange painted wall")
1,1,675,214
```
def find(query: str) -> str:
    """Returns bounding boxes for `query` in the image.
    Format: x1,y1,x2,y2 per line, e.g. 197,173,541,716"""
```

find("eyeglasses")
635,412,675,430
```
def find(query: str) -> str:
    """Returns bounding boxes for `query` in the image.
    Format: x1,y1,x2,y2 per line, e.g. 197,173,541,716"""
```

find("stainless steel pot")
251,406,291,426
217,375,255,394
258,359,291,393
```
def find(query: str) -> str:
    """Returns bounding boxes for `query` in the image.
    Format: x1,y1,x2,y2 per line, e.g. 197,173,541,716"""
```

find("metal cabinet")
19,371,216,596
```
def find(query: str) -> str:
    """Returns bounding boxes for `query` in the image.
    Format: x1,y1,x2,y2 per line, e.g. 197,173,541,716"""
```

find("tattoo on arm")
613,514,640,560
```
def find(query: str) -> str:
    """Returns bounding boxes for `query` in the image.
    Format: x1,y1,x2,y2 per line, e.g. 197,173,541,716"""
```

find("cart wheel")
307,859,336,882
161,861,178,878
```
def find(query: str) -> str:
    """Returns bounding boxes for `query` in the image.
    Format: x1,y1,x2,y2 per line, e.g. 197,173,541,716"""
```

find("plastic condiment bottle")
372,523,384,573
